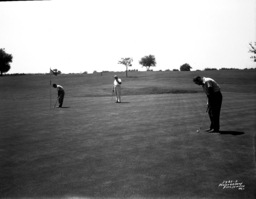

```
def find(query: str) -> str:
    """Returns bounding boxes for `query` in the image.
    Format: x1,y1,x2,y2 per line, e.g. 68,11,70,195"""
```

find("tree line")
1,43,256,76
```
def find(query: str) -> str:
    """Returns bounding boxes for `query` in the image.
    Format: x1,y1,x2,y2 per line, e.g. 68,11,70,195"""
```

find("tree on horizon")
139,55,156,71
118,57,133,77
249,42,256,62
180,63,192,71
0,48,12,76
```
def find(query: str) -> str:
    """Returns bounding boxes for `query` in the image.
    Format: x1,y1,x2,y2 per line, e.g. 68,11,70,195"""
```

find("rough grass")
0,70,256,199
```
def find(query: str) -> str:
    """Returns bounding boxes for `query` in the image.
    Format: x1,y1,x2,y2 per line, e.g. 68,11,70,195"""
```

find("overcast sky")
0,0,255,74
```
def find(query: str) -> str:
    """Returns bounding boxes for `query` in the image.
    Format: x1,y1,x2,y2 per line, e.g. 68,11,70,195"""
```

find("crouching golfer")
113,75,122,103
53,83,65,108
193,76,223,132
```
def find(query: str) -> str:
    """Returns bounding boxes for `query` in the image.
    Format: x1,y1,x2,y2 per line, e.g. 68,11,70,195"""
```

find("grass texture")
0,70,256,199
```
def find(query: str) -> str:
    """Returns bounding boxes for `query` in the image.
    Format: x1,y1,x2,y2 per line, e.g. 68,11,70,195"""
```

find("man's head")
52,83,57,88
114,75,118,79
193,76,203,85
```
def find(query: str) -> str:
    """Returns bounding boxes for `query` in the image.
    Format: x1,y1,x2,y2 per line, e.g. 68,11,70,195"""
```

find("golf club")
197,107,209,133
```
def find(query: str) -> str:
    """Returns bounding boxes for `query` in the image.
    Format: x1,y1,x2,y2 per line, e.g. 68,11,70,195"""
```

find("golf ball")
196,130,199,133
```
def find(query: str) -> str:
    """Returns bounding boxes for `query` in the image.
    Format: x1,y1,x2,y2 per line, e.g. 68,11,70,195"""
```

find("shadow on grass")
59,107,70,108
210,131,245,136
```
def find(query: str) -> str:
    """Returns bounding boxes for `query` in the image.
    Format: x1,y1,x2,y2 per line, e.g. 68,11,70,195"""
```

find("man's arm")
116,78,121,84
207,86,214,108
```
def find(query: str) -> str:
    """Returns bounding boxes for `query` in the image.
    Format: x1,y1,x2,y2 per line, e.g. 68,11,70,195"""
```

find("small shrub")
204,68,217,71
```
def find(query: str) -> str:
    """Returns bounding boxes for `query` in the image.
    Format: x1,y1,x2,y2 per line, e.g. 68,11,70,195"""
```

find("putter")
197,107,209,133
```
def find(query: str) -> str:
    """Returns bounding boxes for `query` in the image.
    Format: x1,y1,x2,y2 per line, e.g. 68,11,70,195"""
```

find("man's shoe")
208,129,219,133
205,128,213,132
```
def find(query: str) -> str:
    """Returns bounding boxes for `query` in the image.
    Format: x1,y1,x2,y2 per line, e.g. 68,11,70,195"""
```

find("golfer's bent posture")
193,76,222,132
113,75,122,103
53,84,65,107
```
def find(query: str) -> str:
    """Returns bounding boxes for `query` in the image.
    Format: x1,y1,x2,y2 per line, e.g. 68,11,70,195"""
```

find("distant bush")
243,68,256,70
83,71,88,74
173,69,179,71
4,73,26,76
220,68,240,70
204,68,218,71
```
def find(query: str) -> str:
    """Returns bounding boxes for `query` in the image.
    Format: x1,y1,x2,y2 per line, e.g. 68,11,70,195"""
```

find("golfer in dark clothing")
193,76,223,132
53,84,65,107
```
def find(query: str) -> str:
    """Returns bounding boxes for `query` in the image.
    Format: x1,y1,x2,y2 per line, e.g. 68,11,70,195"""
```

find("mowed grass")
0,70,256,199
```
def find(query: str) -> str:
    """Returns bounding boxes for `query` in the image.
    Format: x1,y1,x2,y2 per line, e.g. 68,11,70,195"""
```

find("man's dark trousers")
58,90,65,107
208,91,222,131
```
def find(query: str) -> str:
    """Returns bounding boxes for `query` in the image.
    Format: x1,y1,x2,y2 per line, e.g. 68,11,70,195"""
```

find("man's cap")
114,75,117,78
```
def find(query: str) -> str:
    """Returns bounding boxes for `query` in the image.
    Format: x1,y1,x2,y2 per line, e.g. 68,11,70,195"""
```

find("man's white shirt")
202,77,220,95
57,85,64,92
113,78,122,86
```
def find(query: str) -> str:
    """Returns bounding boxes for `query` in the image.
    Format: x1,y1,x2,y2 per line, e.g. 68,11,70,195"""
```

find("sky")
0,0,255,74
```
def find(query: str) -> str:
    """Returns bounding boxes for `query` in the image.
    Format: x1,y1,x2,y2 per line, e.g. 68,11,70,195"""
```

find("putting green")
0,71,255,198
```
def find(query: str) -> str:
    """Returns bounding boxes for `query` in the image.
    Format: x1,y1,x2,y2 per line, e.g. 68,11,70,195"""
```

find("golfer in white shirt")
113,75,122,103
193,76,222,132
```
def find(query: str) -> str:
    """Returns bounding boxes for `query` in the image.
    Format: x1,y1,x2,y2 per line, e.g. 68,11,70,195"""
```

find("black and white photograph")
0,0,255,198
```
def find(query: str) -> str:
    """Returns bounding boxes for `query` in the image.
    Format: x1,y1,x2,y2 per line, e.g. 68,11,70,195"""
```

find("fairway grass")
0,71,256,199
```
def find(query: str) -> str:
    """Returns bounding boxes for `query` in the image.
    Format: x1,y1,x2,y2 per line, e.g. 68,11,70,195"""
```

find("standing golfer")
113,75,122,103
193,76,222,132
53,84,65,108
